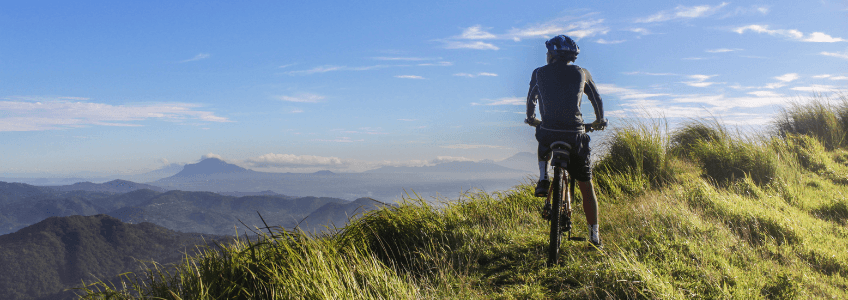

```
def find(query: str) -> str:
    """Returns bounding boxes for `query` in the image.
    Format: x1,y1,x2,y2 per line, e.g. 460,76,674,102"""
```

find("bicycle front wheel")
548,167,564,265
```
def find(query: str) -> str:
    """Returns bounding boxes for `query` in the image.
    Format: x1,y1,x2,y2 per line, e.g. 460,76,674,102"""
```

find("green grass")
79,96,848,299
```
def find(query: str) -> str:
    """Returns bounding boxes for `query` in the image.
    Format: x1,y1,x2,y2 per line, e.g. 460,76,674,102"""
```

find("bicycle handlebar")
525,118,607,132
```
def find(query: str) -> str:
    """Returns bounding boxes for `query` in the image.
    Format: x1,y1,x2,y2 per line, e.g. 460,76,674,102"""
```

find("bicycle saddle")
550,141,572,150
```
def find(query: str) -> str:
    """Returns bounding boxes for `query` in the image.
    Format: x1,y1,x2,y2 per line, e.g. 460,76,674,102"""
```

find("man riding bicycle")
524,35,607,248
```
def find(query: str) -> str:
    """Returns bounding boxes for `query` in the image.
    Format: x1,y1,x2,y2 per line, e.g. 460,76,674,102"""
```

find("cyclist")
524,35,607,248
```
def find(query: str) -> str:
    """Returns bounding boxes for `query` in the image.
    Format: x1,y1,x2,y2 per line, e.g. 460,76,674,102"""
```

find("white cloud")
474,97,523,106
278,63,298,68
628,28,651,35
180,53,211,63
774,73,800,82
285,65,345,75
418,61,453,66
636,3,729,23
202,153,224,161
595,83,671,100
791,85,843,92
682,74,720,87
443,41,499,50
441,16,608,50
747,90,782,97
804,32,847,43
459,25,497,39
290,109,304,113
821,50,848,60
241,153,504,172
597,39,626,44
395,75,425,79
246,153,345,168
706,48,742,53
454,72,498,78
734,25,845,42
0,98,230,132
432,156,473,163
277,93,325,103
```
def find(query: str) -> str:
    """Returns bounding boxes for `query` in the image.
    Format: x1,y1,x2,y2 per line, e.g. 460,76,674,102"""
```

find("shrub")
594,120,673,195
669,119,726,157
775,98,844,150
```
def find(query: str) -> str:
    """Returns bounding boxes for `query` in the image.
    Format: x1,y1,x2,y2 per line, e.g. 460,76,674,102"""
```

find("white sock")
588,224,600,242
538,161,549,181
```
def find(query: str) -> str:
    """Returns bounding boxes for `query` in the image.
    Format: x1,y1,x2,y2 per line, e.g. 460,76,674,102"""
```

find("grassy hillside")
80,97,848,299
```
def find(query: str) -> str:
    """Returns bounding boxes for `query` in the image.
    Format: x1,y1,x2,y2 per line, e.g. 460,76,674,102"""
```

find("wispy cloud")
246,153,345,168
443,41,499,50
791,85,843,92
285,65,345,75
814,74,848,80
395,75,425,79
180,53,211,63
454,72,498,78
636,2,729,23
774,73,800,82
278,63,298,68
628,28,652,35
597,39,626,44
681,75,721,87
472,97,523,106
458,25,498,39
0,97,230,131
706,48,742,53
733,25,846,42
506,18,608,41
595,83,671,100
418,61,453,66
439,15,609,50
241,152,499,172
821,50,848,60
277,93,325,103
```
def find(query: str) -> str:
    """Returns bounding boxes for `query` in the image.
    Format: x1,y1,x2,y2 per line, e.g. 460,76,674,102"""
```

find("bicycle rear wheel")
548,167,564,265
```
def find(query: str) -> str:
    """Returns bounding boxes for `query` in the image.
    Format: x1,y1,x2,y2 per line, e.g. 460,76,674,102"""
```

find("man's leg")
535,143,552,197
577,180,598,225
578,180,601,247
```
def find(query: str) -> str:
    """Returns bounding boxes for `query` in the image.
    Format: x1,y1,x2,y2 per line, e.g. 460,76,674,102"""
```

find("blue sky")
1,0,846,175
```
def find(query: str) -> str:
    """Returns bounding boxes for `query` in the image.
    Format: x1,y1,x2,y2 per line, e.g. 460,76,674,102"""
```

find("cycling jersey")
526,61,604,131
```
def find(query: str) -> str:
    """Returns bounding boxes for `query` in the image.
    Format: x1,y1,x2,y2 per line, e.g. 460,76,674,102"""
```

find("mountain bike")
546,123,602,265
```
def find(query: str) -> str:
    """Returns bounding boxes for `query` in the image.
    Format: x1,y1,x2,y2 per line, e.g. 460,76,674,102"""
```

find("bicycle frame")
546,124,597,265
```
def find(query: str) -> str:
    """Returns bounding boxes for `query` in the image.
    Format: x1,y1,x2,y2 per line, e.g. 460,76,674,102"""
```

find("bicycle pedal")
567,236,586,241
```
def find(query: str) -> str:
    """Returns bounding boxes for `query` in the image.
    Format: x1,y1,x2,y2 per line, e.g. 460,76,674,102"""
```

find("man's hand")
525,117,542,127
592,118,608,131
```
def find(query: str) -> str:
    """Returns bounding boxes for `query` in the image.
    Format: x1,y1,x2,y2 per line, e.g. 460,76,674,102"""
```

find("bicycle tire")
548,167,564,265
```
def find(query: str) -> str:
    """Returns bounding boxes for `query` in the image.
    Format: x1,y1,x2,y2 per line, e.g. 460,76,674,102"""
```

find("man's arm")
525,68,541,126
582,68,606,127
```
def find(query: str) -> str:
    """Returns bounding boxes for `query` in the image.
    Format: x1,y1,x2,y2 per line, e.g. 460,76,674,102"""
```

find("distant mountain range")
152,158,530,201
45,179,169,193
0,180,390,236
0,214,228,300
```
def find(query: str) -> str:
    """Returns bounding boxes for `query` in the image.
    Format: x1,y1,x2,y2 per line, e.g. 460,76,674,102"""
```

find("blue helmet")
545,35,579,55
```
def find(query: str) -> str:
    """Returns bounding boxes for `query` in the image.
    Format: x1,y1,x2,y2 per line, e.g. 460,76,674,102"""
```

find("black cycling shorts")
536,128,592,182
